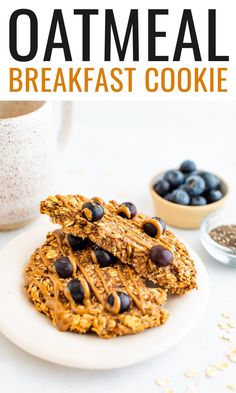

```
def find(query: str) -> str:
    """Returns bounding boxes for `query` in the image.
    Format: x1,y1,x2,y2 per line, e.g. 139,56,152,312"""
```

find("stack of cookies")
24,195,197,338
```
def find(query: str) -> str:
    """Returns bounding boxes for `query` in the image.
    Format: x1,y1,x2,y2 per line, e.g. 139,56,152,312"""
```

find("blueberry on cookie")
142,217,166,238
82,202,104,222
91,246,116,268
107,291,131,314
117,202,137,219
55,256,73,279
150,246,173,267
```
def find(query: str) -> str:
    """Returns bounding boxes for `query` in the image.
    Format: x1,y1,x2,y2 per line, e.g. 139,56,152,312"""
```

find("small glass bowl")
201,209,236,267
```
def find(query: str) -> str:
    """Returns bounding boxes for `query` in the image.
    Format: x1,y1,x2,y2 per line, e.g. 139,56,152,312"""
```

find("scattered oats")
228,354,236,363
228,345,236,354
164,389,174,393
213,361,229,371
154,378,170,387
185,387,198,393
205,366,218,377
227,345,236,363
226,384,236,391
218,322,235,331
222,313,230,319
184,369,200,378
220,334,232,342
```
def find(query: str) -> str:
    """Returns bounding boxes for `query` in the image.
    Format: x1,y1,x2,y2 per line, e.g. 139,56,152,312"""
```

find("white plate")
0,224,209,370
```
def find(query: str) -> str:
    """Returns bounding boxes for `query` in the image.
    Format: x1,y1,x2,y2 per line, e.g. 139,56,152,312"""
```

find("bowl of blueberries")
150,160,229,229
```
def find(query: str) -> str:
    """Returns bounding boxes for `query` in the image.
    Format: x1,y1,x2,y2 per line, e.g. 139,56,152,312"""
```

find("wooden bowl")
150,173,229,229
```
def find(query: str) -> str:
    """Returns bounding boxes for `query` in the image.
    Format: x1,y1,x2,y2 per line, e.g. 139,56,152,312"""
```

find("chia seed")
209,225,236,249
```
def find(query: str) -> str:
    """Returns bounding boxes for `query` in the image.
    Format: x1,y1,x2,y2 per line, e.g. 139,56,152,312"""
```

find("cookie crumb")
184,369,200,378
154,378,170,387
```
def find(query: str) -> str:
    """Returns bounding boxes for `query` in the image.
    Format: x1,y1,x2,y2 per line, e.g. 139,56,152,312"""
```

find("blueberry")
178,184,188,191
92,246,116,268
205,190,223,203
142,217,166,238
107,291,130,314
153,180,170,197
199,172,221,191
183,170,198,180
164,193,175,202
117,202,137,219
54,256,73,279
184,175,206,197
150,246,173,267
82,202,104,222
67,234,87,251
191,196,207,206
145,279,160,288
67,279,84,304
180,160,197,174
164,170,185,188
171,189,190,205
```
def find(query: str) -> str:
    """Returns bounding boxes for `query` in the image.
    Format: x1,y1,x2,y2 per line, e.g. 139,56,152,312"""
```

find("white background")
0,101,236,393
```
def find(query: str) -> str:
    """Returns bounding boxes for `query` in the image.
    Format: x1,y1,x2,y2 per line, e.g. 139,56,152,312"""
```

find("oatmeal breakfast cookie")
25,230,168,338
40,195,197,295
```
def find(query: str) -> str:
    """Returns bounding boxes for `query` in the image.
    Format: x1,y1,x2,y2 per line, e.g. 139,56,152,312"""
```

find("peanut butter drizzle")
50,196,175,259
26,232,98,331
26,228,154,326
127,267,144,305
105,207,173,253
93,265,110,294
54,232,96,312
53,229,65,255
54,231,106,313
83,208,92,221
64,230,145,314
37,249,54,272
80,277,91,301
29,278,51,298
63,237,78,277
68,250,105,307
91,196,105,206
56,195,76,211
27,273,71,331
117,268,144,312
117,205,131,219
142,218,163,239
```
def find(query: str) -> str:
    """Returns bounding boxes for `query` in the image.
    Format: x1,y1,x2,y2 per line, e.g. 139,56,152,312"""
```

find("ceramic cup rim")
0,101,46,122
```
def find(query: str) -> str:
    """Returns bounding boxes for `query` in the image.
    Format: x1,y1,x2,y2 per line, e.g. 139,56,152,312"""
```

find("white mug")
0,101,73,230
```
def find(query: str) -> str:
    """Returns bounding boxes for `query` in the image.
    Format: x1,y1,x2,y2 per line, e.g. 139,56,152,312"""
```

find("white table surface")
1,101,236,393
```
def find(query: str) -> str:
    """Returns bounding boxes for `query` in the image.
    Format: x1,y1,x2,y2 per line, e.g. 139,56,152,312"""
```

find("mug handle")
57,102,74,152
